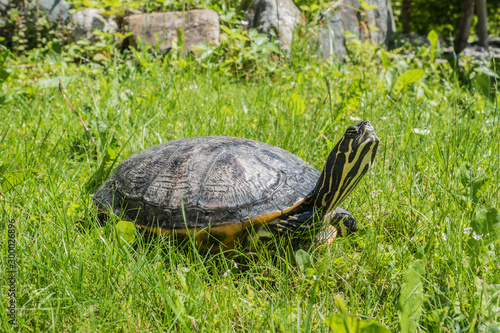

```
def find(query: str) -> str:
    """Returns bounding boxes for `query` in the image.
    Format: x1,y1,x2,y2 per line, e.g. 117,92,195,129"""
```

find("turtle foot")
314,225,337,246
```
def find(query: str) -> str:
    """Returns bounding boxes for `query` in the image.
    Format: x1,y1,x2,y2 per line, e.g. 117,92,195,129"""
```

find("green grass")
1,44,500,332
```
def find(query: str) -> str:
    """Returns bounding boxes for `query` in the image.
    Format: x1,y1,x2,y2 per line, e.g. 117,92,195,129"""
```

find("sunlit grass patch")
0,42,499,331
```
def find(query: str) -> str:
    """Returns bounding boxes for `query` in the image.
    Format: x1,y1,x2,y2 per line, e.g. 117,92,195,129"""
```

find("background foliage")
392,0,500,38
2,0,500,56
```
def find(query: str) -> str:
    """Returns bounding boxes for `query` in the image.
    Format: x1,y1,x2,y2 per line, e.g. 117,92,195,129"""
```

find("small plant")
0,46,10,85
59,79,93,144
195,26,281,78
0,1,67,53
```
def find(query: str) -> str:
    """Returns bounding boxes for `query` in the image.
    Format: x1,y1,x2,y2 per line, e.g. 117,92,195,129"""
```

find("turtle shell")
93,136,320,230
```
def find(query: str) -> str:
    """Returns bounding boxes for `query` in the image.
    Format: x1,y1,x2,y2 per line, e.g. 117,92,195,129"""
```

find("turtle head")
311,120,379,215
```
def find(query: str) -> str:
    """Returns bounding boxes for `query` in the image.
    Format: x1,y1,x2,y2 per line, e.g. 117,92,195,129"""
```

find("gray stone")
0,0,7,27
38,0,71,22
0,0,71,22
68,8,118,42
126,10,220,53
0,0,9,13
243,0,302,52
364,0,395,46
319,0,395,60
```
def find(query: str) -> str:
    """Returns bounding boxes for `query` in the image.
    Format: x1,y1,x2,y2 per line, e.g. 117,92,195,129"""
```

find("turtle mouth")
342,121,379,154
348,121,379,173
348,120,378,145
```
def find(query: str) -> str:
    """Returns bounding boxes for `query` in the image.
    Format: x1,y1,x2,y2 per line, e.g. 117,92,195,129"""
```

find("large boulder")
68,8,118,42
242,0,302,52
319,0,395,60
126,10,220,53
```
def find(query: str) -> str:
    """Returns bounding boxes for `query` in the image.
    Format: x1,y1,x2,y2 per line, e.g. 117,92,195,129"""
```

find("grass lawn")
1,42,500,332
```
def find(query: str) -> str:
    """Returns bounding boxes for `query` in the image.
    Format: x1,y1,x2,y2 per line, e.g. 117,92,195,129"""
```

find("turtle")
93,120,379,252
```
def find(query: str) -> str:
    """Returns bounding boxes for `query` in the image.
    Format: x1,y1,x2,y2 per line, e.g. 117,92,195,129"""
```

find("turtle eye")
345,126,358,137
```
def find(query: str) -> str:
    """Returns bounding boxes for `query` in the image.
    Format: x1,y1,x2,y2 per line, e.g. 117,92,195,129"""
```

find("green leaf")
472,74,492,97
177,267,191,293
253,35,269,47
0,159,12,175
1,169,40,193
428,30,438,61
115,220,135,245
487,325,499,333
193,42,214,52
360,1,378,10
263,42,281,54
380,50,390,70
177,267,203,296
474,277,500,325
459,163,489,201
325,297,390,332
394,69,425,94
107,146,117,161
291,91,306,115
220,25,248,41
0,47,10,84
325,314,390,332
398,259,425,332
474,66,500,78
37,76,77,88
467,208,500,253
310,4,319,11
295,249,313,273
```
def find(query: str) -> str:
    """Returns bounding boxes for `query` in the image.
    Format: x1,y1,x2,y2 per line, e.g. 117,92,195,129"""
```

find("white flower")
441,233,447,241
371,190,379,197
241,20,249,26
463,227,472,234
472,231,483,241
189,84,198,89
412,128,430,135
380,116,388,120
242,102,248,114
350,115,362,121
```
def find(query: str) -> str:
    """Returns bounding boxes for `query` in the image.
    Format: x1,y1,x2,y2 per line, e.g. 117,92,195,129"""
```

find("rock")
364,0,395,46
242,0,302,52
37,0,71,22
68,8,118,42
394,34,500,65
0,0,9,13
127,10,220,53
0,0,7,26
489,38,500,49
0,0,71,25
319,0,395,60
1,0,71,21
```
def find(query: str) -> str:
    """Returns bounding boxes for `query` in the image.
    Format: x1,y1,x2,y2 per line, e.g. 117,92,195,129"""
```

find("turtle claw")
275,219,303,234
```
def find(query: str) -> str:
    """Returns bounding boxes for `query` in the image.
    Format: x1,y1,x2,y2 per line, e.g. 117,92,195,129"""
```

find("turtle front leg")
325,207,358,237
243,211,317,249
